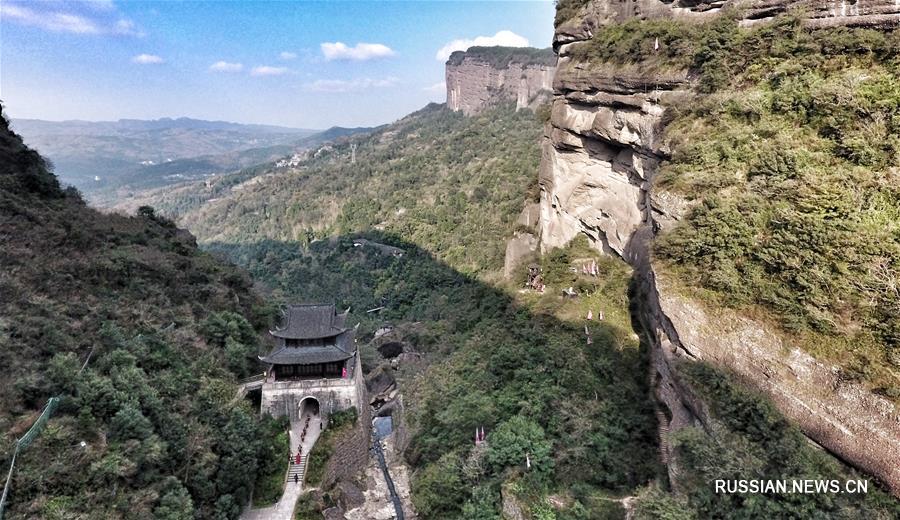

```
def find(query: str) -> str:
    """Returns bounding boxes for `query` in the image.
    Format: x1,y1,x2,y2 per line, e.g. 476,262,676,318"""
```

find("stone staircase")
287,456,307,486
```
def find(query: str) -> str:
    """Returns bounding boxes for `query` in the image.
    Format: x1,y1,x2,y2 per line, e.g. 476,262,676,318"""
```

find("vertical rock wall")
445,47,556,115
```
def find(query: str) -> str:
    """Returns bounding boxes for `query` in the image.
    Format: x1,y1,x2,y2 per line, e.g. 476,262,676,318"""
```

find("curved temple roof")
261,312,357,366
269,303,350,339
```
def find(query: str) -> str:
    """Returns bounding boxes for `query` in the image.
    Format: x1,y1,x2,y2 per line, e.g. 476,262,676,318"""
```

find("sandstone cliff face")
533,0,900,495
445,47,557,116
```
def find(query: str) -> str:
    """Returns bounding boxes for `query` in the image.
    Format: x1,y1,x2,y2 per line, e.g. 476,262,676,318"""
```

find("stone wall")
322,398,372,491
261,354,367,421
445,49,556,116
532,0,900,495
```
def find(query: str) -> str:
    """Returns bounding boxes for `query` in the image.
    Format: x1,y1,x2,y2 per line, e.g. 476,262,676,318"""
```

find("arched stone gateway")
299,396,320,417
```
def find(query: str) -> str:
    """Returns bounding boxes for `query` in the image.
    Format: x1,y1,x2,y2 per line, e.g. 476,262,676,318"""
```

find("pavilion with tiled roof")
261,304,357,380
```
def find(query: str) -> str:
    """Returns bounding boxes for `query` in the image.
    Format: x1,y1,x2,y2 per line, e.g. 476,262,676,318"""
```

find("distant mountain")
12,117,314,136
86,126,379,204
9,117,321,193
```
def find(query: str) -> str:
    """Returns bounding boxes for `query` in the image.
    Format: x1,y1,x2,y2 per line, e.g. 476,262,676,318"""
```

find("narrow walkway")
241,413,322,520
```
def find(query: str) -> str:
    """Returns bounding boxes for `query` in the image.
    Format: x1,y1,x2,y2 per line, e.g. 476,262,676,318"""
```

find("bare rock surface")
445,49,556,115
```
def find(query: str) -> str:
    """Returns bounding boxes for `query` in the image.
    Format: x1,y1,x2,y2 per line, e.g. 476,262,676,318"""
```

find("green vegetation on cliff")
572,14,900,394
565,11,900,515
655,17,899,395
634,363,900,519
0,110,282,519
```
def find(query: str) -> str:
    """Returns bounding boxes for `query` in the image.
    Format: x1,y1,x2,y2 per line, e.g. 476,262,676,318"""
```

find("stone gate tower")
258,304,365,421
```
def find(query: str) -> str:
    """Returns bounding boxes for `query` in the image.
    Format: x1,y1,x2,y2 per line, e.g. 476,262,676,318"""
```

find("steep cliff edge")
532,2,900,496
445,46,557,115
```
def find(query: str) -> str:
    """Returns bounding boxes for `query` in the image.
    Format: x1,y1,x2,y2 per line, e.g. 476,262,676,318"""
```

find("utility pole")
350,143,357,164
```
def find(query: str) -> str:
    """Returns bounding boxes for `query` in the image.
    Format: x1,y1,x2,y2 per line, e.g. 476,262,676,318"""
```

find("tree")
154,477,195,520
109,404,153,441
485,416,553,482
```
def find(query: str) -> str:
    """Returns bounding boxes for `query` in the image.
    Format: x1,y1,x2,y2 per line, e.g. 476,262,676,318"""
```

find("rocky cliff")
529,0,900,495
445,46,557,115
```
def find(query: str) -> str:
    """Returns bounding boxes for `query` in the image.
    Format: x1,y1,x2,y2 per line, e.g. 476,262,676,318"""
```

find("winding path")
240,413,322,520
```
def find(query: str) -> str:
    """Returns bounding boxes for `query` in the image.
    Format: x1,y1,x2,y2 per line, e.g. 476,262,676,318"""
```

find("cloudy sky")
1,1,555,128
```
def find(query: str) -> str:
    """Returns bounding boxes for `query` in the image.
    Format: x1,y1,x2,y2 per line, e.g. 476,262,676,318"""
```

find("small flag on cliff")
587,309,593,320
654,37,659,51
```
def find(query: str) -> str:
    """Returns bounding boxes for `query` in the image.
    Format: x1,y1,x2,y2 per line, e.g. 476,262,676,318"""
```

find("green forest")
138,103,544,277
0,111,284,519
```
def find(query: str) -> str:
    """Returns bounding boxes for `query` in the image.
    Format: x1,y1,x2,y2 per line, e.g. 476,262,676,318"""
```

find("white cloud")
303,76,399,93
251,65,289,76
1,4,100,34
209,61,243,72
423,82,446,93
1,2,143,36
435,30,529,61
320,42,395,61
279,51,298,61
132,53,163,64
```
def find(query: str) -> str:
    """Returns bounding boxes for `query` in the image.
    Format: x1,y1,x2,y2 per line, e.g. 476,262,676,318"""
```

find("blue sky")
1,1,555,128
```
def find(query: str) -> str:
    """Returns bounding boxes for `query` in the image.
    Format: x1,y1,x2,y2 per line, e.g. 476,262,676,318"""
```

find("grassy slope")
0,110,283,519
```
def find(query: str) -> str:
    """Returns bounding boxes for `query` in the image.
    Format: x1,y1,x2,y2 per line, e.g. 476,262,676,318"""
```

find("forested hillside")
114,87,900,516
0,109,283,519
117,103,544,277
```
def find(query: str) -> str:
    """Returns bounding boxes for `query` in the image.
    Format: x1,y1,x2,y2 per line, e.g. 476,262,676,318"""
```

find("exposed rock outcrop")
534,0,900,495
503,201,541,277
445,47,557,115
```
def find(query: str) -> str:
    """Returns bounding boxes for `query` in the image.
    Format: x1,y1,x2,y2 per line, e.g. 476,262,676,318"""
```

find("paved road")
240,413,322,520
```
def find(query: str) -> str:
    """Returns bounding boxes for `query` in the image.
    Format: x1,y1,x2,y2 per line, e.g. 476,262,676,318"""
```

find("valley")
1,1,899,519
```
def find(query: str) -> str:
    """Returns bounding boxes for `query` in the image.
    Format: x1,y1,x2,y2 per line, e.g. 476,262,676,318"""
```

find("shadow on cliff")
204,230,663,501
